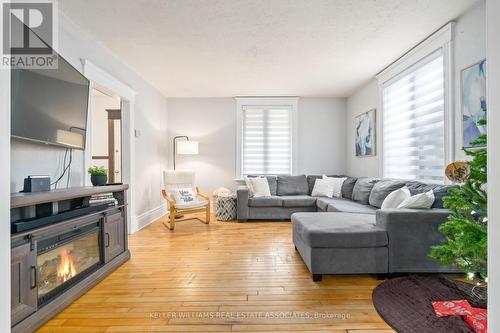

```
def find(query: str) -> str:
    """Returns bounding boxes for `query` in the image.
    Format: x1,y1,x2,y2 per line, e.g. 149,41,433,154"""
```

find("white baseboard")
134,204,168,232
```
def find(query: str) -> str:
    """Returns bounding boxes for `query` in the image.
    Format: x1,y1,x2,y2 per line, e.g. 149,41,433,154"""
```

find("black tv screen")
11,55,90,150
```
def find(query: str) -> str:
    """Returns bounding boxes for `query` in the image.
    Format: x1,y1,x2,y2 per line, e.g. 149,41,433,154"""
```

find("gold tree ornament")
445,161,471,183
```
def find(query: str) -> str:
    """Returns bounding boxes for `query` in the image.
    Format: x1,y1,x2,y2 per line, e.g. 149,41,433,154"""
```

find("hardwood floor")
37,215,394,333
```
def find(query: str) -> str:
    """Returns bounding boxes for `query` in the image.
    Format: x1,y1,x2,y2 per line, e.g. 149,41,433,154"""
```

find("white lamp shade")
177,140,199,155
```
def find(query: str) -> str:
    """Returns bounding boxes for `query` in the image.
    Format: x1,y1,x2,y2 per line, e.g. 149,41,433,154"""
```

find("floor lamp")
172,136,199,219
173,136,199,170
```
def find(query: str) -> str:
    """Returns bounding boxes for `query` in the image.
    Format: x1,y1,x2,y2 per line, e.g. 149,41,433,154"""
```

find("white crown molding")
376,22,454,85
81,59,136,100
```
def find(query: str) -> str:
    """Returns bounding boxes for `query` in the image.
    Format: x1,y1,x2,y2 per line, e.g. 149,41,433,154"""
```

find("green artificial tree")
430,108,488,279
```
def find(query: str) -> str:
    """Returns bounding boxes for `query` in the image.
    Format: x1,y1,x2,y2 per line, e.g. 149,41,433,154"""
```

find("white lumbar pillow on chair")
248,177,271,197
172,187,197,205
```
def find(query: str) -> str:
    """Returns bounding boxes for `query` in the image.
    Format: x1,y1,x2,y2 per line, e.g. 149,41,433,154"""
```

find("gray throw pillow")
405,181,458,209
369,179,407,208
248,175,277,195
341,177,358,200
352,177,379,204
277,175,309,196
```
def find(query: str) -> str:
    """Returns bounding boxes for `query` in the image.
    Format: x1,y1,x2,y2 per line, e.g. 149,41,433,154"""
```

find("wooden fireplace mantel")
10,185,130,333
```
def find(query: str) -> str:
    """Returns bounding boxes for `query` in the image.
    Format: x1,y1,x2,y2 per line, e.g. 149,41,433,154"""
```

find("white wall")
0,49,11,333
167,97,347,194
453,1,487,161
297,98,347,175
345,1,486,177
10,12,169,229
11,139,85,192
345,79,379,177
486,0,500,329
167,98,237,194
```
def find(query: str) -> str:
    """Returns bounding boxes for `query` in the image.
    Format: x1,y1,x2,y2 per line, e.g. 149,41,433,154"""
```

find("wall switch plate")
134,129,141,138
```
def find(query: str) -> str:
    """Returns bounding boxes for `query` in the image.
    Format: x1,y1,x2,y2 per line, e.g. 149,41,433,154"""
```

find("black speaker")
23,176,51,193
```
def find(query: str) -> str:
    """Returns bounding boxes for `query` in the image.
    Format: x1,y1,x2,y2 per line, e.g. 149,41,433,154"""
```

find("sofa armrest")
237,185,250,222
376,208,459,273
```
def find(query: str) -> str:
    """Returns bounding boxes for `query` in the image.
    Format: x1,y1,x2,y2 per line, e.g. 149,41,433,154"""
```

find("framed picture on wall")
355,109,376,157
461,59,487,148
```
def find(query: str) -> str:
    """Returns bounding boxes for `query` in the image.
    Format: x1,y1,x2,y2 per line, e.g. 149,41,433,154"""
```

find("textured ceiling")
60,0,479,97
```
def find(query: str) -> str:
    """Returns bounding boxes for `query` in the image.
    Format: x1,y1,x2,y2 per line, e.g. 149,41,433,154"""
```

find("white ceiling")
60,0,479,97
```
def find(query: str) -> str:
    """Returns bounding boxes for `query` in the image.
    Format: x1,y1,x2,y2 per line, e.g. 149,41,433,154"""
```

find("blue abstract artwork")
462,60,487,148
355,109,376,156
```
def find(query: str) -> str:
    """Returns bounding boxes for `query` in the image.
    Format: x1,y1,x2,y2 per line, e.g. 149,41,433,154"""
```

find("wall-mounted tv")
11,49,90,150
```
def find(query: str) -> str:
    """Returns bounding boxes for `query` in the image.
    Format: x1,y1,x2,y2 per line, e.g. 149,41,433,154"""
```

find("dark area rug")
372,275,487,333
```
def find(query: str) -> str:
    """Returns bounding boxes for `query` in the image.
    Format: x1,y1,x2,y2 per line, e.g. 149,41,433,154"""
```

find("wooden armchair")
161,170,210,230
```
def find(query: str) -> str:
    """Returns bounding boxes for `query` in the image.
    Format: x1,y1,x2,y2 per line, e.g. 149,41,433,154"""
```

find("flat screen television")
11,51,90,150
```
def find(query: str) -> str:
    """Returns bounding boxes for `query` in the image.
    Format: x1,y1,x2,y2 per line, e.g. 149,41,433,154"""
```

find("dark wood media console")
10,185,130,333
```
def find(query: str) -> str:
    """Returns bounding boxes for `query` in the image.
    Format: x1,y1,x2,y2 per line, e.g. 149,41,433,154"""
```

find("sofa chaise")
237,175,460,280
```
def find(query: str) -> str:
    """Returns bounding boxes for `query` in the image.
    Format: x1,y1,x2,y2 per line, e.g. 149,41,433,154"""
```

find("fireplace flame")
57,250,77,282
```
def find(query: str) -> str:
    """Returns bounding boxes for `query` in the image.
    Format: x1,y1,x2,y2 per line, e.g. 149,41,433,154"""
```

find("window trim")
235,97,298,178
376,22,454,183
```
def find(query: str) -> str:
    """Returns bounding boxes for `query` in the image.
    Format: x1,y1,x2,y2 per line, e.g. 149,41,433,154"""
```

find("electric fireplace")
36,222,102,305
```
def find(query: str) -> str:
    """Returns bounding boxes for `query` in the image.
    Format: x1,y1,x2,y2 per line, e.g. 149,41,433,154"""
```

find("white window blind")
241,106,292,175
383,50,445,183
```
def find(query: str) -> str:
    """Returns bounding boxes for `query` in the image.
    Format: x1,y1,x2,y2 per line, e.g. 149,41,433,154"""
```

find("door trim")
81,59,137,234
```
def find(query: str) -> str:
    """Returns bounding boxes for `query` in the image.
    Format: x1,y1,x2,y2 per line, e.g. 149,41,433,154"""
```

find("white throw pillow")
172,187,197,205
323,175,347,198
244,177,255,195
381,186,411,209
397,190,435,209
249,177,271,197
311,178,334,197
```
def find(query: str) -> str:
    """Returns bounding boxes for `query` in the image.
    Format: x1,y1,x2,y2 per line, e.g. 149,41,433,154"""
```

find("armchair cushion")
175,199,209,210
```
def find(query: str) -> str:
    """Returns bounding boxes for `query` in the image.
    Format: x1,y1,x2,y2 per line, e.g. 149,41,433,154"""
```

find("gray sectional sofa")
237,175,460,281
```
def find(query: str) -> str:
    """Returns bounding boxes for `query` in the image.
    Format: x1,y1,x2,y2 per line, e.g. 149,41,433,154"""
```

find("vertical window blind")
241,106,292,175
383,50,445,183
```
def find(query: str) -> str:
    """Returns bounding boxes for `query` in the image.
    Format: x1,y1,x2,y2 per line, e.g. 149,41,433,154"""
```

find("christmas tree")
430,108,487,279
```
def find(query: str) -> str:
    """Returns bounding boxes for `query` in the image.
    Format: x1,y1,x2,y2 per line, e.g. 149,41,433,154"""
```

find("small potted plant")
88,166,108,186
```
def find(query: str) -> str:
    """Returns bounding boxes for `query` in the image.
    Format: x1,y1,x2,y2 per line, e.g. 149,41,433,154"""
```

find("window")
382,50,446,183
236,98,298,176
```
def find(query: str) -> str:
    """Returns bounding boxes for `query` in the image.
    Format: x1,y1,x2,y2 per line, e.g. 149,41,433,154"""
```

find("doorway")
90,89,122,183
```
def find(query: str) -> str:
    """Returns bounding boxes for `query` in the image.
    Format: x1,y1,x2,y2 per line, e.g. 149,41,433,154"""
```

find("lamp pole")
173,135,189,170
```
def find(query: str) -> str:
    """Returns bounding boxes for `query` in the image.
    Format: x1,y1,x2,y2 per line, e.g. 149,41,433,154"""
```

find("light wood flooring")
37,214,394,333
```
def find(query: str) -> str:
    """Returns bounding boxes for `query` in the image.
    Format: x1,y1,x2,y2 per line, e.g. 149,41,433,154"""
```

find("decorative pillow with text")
172,187,197,204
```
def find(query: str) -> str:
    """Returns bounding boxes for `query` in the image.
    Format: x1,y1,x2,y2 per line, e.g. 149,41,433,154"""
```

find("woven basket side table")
214,195,237,221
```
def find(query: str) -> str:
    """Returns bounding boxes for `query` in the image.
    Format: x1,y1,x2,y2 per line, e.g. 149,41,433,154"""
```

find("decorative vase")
90,175,107,186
